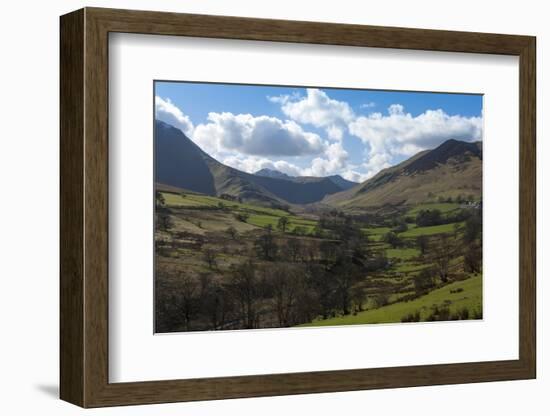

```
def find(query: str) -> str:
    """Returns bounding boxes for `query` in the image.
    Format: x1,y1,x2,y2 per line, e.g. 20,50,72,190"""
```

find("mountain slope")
155,121,347,205
156,120,284,206
326,175,357,191
324,139,482,209
255,168,357,191
255,168,292,180
155,120,216,195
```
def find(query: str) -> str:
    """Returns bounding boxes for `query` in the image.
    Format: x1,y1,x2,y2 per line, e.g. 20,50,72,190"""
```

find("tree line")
155,213,380,332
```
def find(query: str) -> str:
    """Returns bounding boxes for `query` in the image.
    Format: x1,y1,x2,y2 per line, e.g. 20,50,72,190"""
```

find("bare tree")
268,264,299,327
177,275,198,331
199,273,233,330
277,216,289,233
254,226,278,260
203,248,217,270
332,262,360,315
225,226,238,240
305,263,335,320
157,213,173,232
432,234,453,282
416,235,429,255
319,240,340,266
284,238,302,262
228,261,260,329
464,243,482,273
464,211,482,243
351,285,367,313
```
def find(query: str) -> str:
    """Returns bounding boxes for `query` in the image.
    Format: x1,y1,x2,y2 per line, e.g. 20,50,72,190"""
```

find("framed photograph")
60,7,536,407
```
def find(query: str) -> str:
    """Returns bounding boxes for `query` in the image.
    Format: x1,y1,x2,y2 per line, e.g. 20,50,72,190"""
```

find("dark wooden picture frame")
60,7,536,408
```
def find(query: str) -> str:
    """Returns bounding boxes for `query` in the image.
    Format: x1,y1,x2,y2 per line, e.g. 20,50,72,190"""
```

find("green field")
407,202,461,216
393,263,429,273
399,222,463,237
157,189,481,331
362,226,391,241
302,274,482,327
162,191,288,216
386,247,420,260
162,191,318,234
247,213,316,232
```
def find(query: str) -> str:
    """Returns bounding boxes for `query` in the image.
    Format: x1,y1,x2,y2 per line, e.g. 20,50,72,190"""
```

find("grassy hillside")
325,160,481,209
155,188,482,332
302,274,482,327
156,121,481,211
161,191,316,234
324,139,482,210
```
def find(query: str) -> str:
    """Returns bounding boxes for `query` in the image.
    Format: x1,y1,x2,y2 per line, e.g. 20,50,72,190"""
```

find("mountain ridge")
255,168,357,191
323,138,482,209
155,121,348,205
155,120,481,209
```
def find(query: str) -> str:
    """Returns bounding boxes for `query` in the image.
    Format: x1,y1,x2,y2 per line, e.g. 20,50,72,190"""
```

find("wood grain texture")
59,8,84,407
59,7,537,408
518,38,537,375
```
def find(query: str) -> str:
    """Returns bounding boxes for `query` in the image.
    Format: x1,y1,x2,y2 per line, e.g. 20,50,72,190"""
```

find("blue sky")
155,81,482,182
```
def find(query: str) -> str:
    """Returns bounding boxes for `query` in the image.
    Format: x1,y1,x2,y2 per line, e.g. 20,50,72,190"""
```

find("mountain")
155,120,217,195
255,169,357,191
326,175,357,191
323,139,482,209
255,168,292,180
155,121,346,205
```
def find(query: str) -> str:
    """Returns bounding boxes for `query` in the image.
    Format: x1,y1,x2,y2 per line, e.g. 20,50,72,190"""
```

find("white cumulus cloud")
361,152,393,179
303,142,349,177
349,105,482,161
270,88,355,141
193,112,326,157
222,156,303,176
341,170,369,183
156,92,482,185
155,96,194,137
222,142,350,179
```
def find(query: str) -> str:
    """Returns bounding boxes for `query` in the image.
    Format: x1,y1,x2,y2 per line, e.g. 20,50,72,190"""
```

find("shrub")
464,244,482,273
416,235,429,255
225,226,237,240
472,309,483,319
413,268,436,295
383,231,403,248
392,222,408,233
426,305,451,321
372,293,390,308
364,254,388,272
401,311,421,323
234,212,249,222
454,307,470,320
416,209,443,227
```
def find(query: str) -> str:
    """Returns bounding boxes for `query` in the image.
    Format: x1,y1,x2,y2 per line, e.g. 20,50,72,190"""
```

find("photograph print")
154,82,483,333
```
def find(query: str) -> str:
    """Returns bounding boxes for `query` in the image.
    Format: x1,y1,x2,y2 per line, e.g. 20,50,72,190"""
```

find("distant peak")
327,174,358,190
255,168,292,180
403,139,481,174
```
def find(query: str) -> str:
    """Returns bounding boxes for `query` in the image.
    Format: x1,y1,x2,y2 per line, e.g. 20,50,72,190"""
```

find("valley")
155,188,482,332
154,120,482,332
